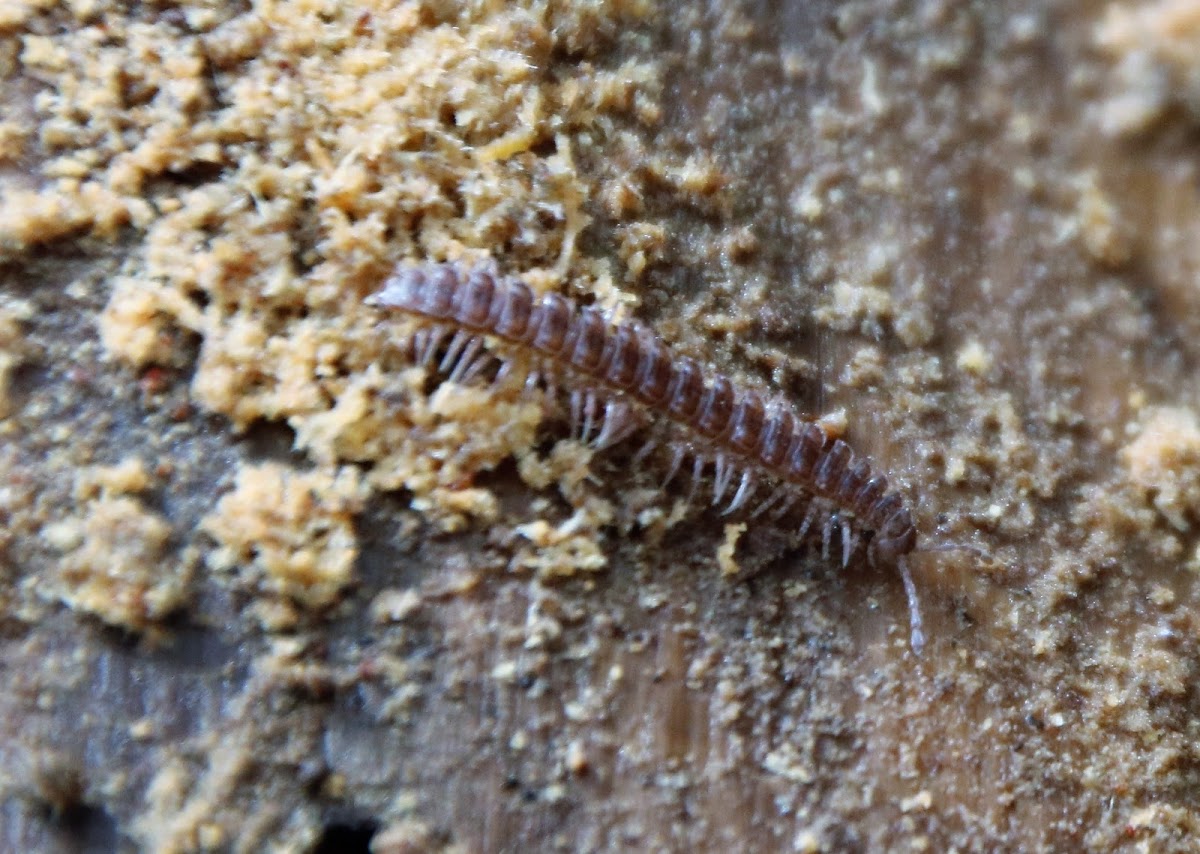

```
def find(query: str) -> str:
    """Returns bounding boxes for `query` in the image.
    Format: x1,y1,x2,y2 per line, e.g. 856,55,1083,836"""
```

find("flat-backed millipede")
369,260,933,652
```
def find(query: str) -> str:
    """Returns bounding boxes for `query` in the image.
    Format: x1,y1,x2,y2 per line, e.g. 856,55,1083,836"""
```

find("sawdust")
1,0,668,552
7,1,1200,852
1123,406,1200,534
202,462,364,625
1097,0,1200,135
42,459,188,631
0,296,31,419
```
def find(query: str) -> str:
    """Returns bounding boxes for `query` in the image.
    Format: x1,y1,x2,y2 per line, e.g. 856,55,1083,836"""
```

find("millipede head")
368,265,427,312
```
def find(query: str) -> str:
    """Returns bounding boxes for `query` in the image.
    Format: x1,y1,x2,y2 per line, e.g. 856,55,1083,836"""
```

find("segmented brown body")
370,261,926,647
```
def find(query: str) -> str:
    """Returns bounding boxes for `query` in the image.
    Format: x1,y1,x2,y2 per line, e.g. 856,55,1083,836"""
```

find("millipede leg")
632,438,657,466
822,514,836,560
569,389,584,438
684,455,705,505
724,470,756,515
460,352,493,384
615,415,642,447
418,325,449,367
409,328,428,363
839,517,855,568
899,557,925,655
769,491,798,522
447,336,483,383
797,502,817,542
662,445,686,488
751,486,786,518
712,454,734,506
594,400,636,450
493,359,515,389
439,329,471,373
582,391,600,443
427,326,451,366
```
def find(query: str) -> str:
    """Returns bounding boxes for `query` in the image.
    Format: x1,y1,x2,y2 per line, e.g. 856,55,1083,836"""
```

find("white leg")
439,329,471,373
632,438,657,465
797,502,817,542
594,400,637,450
899,557,925,655
582,391,599,443
419,325,448,366
751,485,785,518
711,454,734,506
662,444,686,487
569,389,584,437
724,470,756,515
839,517,855,568
684,455,705,505
460,352,493,384
770,492,797,522
447,336,483,382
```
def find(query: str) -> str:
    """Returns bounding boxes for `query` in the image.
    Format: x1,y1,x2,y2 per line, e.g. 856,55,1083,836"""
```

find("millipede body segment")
369,261,928,651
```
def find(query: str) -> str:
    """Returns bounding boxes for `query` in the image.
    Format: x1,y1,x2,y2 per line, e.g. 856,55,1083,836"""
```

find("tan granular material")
1,0,672,585
202,463,364,622
1097,0,1200,135
1122,406,1200,534
717,522,746,577
42,459,188,631
512,508,611,578
52,495,181,629
0,297,31,419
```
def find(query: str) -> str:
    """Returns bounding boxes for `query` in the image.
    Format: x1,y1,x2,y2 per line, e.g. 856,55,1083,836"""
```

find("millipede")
369,260,965,653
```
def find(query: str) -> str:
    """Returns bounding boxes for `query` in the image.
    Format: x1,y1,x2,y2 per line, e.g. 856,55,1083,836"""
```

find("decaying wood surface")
3,1,1200,851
